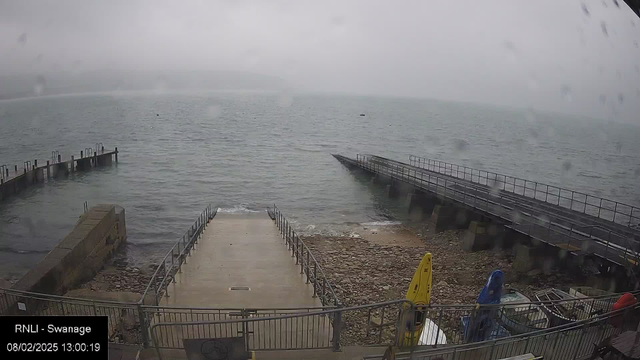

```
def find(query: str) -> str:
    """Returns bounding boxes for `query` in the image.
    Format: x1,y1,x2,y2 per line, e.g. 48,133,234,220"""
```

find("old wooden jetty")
0,145,118,202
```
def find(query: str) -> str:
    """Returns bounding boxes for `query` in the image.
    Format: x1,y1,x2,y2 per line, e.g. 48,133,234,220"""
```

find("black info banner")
0,316,108,360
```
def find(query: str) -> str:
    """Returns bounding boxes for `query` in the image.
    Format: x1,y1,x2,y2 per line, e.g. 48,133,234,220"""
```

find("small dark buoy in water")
156,114,159,116
360,113,365,116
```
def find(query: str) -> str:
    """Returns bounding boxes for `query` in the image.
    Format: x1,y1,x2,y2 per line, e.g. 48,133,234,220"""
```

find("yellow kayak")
401,252,432,346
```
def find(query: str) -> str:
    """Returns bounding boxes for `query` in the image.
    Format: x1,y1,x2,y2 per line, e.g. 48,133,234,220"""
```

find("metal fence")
409,155,640,229
0,287,145,344
2,282,639,355
148,305,343,352
374,302,640,360
140,204,217,307
150,299,414,357
150,293,640,359
271,204,341,308
355,154,639,269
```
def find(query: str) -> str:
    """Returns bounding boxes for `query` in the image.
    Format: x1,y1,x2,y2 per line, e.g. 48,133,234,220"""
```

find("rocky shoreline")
303,223,589,345
75,262,156,295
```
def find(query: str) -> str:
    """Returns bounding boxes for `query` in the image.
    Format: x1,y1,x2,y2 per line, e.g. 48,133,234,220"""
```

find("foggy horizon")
1,0,639,123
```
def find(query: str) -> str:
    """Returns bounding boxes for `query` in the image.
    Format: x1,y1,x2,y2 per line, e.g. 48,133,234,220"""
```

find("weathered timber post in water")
0,145,119,203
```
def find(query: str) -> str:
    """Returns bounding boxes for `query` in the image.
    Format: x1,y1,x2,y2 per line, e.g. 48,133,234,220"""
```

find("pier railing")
409,155,640,229
140,205,217,307
356,154,640,269
271,205,341,308
2,282,639,353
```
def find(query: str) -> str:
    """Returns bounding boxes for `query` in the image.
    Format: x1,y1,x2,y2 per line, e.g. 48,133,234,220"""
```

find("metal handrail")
386,301,640,360
150,296,640,359
409,155,640,229
150,299,414,356
140,204,217,306
371,154,636,249
356,154,639,268
272,205,340,308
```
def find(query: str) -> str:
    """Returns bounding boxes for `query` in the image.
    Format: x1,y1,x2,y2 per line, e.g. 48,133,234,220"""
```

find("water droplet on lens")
503,41,518,63
511,210,521,224
581,3,590,16
612,0,619,7
34,75,46,96
538,215,550,226
601,22,608,37
561,85,572,101
599,95,607,105
452,139,468,153
562,160,572,172
618,93,624,104
206,105,221,119
17,32,27,45
277,92,293,108
615,142,622,154
490,180,501,197
330,16,345,26
525,108,537,123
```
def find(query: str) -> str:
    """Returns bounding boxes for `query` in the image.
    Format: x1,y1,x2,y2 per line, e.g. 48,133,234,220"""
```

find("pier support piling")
462,221,506,251
430,205,477,232
406,191,440,221
385,183,399,198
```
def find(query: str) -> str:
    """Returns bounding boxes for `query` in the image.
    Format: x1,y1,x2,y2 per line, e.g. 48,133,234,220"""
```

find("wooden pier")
0,146,118,202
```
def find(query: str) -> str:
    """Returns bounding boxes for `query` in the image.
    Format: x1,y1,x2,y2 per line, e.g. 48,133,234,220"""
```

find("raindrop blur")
452,139,469,153
503,41,518,63
525,108,537,123
581,3,590,16
330,16,345,26
206,105,221,119
17,32,27,45
600,22,608,37
34,75,46,96
34,54,43,63
510,210,521,224
562,160,572,173
617,93,624,104
277,92,293,108
490,180,501,197
560,85,572,101
612,0,619,7
599,94,607,105
538,215,550,226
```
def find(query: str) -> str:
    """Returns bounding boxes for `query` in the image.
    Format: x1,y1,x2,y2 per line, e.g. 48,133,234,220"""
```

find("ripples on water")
0,91,638,280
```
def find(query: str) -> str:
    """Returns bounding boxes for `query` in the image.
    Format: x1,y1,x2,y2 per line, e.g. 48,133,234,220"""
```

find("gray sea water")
1,91,639,281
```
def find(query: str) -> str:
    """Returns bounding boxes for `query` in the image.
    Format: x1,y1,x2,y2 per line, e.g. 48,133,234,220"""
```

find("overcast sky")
1,0,639,123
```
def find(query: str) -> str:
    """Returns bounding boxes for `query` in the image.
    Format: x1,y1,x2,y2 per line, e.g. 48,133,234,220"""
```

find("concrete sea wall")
11,204,127,295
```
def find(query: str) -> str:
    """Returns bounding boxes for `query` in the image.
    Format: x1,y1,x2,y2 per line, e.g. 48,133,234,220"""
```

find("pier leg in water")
406,190,440,221
385,183,399,198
